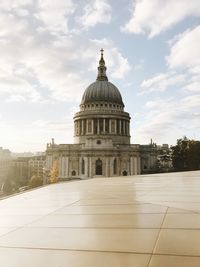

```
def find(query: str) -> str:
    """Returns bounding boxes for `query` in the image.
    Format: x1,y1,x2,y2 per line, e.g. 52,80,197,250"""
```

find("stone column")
81,120,84,135
85,157,88,178
114,120,117,134
109,119,112,133
86,120,88,135
89,157,92,177
103,119,106,133
130,157,134,175
65,157,69,178
97,119,100,134
137,156,141,175
127,122,130,136
119,120,121,134
106,157,109,177
75,121,78,136
134,157,137,175
92,119,94,134
78,120,80,135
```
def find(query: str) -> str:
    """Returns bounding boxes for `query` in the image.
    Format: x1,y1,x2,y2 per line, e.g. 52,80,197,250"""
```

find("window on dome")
87,120,92,133
99,119,103,133
105,119,109,133
111,120,115,133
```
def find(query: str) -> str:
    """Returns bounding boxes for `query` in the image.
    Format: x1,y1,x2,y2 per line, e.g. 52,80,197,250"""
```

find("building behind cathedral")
46,50,158,179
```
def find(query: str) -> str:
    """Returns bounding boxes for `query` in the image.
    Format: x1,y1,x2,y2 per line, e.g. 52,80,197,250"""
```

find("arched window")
82,158,85,174
72,170,76,176
113,158,117,175
96,159,102,175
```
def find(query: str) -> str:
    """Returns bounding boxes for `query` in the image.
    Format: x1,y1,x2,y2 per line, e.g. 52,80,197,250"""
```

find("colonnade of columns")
74,118,130,136
58,155,141,179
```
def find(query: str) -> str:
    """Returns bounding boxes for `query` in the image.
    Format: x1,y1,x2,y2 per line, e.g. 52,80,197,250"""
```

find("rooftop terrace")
1,171,200,266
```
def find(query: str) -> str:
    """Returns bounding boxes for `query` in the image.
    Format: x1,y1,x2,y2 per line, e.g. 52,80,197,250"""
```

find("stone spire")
96,48,108,81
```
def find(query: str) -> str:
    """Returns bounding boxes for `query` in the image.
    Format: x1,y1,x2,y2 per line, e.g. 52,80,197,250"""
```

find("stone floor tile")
149,255,200,267
163,214,200,229
154,229,200,256
55,203,167,215
0,248,150,267
0,227,159,253
29,213,165,228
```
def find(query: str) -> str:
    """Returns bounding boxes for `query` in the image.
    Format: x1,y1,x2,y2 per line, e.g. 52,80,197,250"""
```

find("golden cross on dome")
100,48,104,55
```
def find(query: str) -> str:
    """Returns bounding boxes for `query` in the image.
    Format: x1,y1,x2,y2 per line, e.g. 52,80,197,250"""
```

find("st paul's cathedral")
46,50,157,179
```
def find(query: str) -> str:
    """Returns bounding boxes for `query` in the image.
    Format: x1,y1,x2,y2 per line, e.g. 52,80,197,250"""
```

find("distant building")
28,155,45,178
46,50,158,179
1,151,46,195
11,157,29,184
11,154,46,183
0,147,12,187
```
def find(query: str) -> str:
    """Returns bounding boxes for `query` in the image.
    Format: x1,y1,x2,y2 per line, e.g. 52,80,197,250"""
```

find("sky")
0,0,200,152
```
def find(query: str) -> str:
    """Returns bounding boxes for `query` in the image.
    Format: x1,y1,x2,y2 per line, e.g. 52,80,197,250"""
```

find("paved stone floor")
1,171,200,266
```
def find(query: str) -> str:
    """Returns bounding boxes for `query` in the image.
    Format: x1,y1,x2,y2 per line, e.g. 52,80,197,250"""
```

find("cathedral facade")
46,50,157,179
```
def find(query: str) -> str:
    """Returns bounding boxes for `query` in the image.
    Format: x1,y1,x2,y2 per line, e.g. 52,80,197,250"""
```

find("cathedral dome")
81,49,124,106
81,80,124,105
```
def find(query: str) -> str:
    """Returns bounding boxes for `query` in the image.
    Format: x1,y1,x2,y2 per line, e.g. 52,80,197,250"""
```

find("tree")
2,166,17,195
171,137,200,171
29,175,43,188
2,179,13,195
49,160,59,183
187,140,200,170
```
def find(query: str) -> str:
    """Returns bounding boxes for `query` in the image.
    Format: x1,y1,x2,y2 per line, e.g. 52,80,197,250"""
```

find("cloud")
0,69,40,102
183,75,200,93
141,72,186,92
135,25,200,143
79,0,111,29
0,0,32,10
181,94,200,109
35,0,76,33
134,95,200,145
166,26,200,93
140,26,200,96
167,26,200,71
0,3,130,103
122,0,200,38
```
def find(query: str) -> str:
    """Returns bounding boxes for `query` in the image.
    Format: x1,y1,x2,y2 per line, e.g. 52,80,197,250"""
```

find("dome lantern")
96,48,108,81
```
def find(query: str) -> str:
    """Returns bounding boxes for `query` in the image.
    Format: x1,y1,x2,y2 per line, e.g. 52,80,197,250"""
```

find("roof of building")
81,49,124,106
0,171,200,266
81,80,124,105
